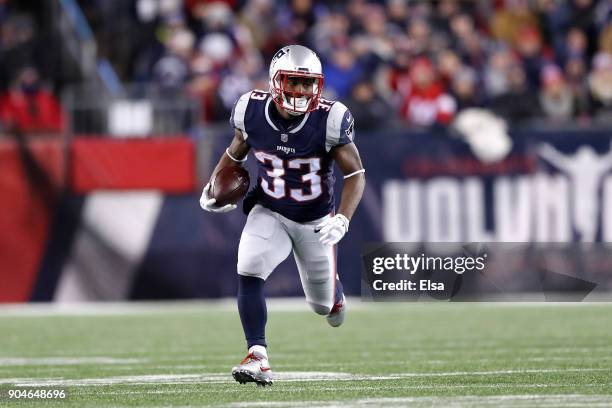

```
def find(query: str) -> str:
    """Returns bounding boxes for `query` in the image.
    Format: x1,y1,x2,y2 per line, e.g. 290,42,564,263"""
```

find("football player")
200,45,365,386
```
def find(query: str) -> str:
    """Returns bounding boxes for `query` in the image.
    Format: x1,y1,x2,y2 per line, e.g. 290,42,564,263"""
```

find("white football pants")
237,204,338,315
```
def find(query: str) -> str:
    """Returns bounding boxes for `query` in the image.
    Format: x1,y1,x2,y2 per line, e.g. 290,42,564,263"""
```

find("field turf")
1,301,611,407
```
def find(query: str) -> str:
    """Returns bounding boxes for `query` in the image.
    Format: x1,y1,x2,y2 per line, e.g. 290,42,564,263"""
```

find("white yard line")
61,394,612,408
0,357,148,366
390,368,611,378
215,395,612,408
72,384,612,395
0,299,610,317
1,368,609,387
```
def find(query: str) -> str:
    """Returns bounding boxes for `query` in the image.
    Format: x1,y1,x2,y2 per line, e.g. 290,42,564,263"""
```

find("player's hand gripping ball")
200,166,250,213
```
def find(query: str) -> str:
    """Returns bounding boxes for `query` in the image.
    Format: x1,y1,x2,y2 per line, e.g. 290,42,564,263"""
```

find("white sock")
249,345,268,359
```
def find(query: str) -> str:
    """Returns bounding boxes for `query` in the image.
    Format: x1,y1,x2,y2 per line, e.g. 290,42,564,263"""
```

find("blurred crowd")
2,0,612,134
0,0,65,135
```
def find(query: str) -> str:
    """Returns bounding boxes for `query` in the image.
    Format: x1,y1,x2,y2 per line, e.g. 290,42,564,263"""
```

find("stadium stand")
2,0,612,132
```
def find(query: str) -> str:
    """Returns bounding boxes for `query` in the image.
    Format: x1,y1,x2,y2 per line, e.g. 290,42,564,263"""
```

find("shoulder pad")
325,101,355,152
230,91,253,140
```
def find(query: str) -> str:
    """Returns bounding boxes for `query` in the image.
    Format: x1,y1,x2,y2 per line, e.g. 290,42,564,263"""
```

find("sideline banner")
18,128,612,300
339,128,612,297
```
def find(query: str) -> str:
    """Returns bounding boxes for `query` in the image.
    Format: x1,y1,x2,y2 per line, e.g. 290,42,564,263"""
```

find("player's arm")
200,129,250,213
316,142,365,246
332,142,365,221
316,103,365,245
210,129,250,179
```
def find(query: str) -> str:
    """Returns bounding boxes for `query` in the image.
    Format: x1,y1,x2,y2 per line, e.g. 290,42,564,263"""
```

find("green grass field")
1,301,611,407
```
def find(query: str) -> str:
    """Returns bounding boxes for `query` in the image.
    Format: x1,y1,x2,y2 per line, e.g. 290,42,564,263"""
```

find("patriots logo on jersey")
277,145,295,155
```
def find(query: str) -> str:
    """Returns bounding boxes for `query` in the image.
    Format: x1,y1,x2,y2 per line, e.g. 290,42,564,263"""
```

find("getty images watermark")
361,243,608,301
371,252,487,292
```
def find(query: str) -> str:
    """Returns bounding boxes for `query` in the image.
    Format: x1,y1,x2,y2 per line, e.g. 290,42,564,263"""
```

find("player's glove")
316,214,349,246
199,183,237,213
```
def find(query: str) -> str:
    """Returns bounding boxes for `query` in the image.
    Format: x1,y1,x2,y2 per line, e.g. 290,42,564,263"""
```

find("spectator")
270,0,316,52
450,12,475,45
490,0,540,46
564,56,592,119
407,17,432,55
345,0,368,34
357,4,395,63
386,0,409,31
57,0,612,126
345,79,392,131
437,48,462,88
237,0,277,51
515,26,550,89
186,0,236,32
451,67,484,110
398,57,456,127
599,24,612,54
196,1,234,35
186,31,237,121
491,64,540,123
567,0,598,43
588,52,612,122
186,52,218,122
0,67,64,134
431,0,462,36
537,0,567,58
216,50,263,115
151,25,194,89
287,0,317,45
310,11,350,61
559,27,589,66
387,49,412,106
458,30,489,72
322,47,364,99
483,47,515,98
539,64,575,121
594,2,612,30
0,14,38,91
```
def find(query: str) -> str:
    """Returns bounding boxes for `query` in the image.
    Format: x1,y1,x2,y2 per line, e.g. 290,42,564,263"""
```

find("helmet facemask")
271,70,324,115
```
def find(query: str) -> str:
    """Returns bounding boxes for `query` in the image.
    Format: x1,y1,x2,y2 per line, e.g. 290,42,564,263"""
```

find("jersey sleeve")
325,101,355,152
229,91,252,141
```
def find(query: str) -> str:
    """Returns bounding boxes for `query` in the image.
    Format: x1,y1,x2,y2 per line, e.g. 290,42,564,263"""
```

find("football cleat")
326,294,346,327
231,351,273,386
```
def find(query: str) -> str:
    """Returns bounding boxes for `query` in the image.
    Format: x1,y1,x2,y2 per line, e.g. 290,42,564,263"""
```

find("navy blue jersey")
230,90,355,223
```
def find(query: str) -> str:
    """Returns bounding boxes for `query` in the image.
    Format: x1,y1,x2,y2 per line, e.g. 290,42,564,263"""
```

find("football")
210,166,250,206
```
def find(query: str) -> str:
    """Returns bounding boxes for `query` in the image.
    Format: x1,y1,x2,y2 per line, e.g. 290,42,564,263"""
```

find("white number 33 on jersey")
254,152,322,202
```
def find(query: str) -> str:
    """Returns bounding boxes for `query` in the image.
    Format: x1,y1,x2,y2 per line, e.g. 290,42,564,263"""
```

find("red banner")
0,138,63,302
70,137,195,193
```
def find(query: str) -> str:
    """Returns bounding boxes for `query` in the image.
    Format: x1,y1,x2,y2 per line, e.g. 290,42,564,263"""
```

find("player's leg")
233,204,292,385
288,217,347,326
